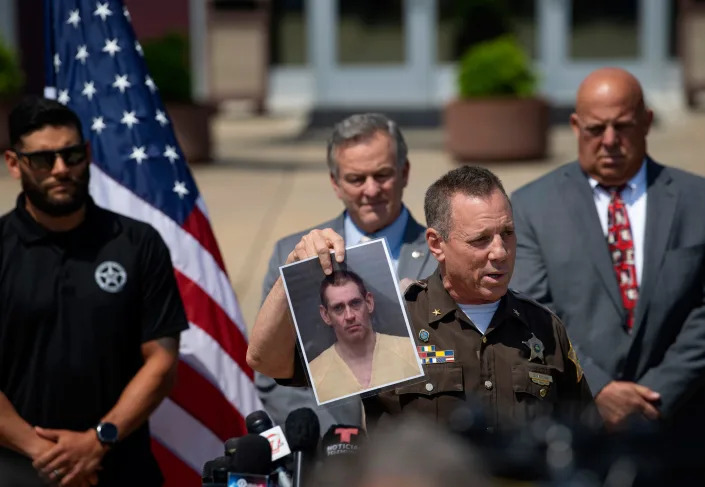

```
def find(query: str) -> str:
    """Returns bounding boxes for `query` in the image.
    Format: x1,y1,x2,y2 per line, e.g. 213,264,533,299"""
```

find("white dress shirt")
344,206,409,271
588,161,647,285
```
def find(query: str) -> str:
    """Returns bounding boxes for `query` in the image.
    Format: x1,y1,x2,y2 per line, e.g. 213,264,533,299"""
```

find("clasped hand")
32,427,105,487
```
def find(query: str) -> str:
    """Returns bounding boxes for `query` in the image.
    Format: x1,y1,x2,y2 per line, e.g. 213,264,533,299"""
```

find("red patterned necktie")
605,185,639,330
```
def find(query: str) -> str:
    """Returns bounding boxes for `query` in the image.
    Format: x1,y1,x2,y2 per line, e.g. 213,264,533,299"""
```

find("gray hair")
326,113,408,179
424,165,510,240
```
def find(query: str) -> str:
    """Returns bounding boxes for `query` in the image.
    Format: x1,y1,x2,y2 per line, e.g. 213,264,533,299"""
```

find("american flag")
43,0,262,484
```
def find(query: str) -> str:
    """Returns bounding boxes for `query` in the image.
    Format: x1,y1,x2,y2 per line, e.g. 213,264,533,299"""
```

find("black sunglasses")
13,143,88,171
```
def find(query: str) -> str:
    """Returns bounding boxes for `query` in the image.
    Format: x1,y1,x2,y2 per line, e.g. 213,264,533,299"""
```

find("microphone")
227,434,273,475
320,424,365,460
285,408,321,487
245,410,293,487
202,435,273,486
245,410,292,462
315,424,366,486
201,456,230,486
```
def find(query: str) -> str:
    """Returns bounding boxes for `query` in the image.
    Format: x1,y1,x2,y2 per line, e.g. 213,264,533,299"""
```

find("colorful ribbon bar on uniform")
421,356,455,364
417,345,436,352
418,350,454,358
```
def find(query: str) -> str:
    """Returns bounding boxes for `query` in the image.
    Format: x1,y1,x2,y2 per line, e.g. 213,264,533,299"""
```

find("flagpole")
43,0,56,99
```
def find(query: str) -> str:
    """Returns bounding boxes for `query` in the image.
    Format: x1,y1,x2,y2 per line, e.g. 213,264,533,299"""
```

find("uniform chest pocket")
393,363,464,396
512,364,558,421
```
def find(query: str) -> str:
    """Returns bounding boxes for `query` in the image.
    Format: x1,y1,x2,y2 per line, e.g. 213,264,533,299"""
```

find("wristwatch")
95,422,119,445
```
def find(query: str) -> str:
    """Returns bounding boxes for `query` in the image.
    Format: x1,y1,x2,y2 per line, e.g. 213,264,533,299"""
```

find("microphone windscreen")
209,456,232,483
224,437,240,456
202,459,216,481
228,434,273,475
246,410,274,434
320,424,366,459
285,407,320,452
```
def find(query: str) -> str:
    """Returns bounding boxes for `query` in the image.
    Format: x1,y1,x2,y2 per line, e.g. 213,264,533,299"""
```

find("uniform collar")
10,193,100,244
425,267,530,330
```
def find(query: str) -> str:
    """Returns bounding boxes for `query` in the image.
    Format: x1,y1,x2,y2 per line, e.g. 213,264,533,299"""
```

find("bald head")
575,67,645,117
570,68,653,186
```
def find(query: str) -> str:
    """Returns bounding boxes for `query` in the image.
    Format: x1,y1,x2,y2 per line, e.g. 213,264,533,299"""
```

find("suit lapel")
560,163,624,314
632,159,677,330
397,215,430,279
332,213,346,236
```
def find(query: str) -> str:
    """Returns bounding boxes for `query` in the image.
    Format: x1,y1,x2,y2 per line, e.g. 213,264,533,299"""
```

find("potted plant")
444,35,549,161
0,40,24,149
142,32,215,164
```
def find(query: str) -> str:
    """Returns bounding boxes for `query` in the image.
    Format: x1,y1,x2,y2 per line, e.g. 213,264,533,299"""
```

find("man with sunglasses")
0,97,188,487
510,68,705,467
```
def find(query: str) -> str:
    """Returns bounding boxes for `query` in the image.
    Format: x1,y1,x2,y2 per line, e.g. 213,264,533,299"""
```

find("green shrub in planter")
0,40,24,98
141,32,191,102
457,34,536,98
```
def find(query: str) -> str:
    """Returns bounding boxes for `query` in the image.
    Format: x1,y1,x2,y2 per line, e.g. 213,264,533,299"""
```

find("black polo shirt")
0,195,189,485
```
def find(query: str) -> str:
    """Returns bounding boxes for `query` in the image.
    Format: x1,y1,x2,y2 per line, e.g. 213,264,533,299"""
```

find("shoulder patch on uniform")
403,280,427,299
508,288,559,320
567,339,584,383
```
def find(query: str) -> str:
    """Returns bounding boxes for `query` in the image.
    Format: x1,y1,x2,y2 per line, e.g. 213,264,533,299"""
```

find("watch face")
97,422,118,443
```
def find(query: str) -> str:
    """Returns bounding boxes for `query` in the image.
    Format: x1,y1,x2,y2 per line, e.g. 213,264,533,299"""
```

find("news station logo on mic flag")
43,0,263,484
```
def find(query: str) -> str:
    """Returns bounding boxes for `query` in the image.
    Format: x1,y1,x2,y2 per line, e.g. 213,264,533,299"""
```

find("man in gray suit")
511,67,705,438
257,113,436,431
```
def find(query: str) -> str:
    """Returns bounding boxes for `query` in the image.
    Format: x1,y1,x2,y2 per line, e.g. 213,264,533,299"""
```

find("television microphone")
320,424,365,460
285,408,321,487
315,424,366,486
245,410,292,461
201,456,230,486
245,410,293,487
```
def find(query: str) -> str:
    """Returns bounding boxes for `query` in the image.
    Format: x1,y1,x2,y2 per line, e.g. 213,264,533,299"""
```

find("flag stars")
123,6,131,20
82,81,97,100
112,74,131,93
75,45,89,64
173,181,190,199
54,54,61,73
145,76,157,93
57,90,70,105
94,2,113,21
164,145,179,163
129,146,148,164
91,116,106,134
66,9,81,28
121,111,139,129
103,39,121,57
135,41,143,56
155,110,169,126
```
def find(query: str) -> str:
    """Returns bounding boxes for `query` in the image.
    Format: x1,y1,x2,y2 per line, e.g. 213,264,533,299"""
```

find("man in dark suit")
511,68,705,441
257,113,436,431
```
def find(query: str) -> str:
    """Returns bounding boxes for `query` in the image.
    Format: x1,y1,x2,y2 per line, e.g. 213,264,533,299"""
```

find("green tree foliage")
142,32,191,102
457,35,536,98
0,40,24,97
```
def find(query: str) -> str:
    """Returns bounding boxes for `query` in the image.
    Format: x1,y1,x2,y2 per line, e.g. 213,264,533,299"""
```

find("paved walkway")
2,109,704,330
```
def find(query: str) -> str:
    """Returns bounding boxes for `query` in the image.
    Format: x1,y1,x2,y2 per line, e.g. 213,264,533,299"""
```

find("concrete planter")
166,101,217,164
444,97,549,162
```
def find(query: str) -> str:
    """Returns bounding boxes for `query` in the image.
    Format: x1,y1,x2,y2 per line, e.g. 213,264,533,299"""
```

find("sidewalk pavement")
1,109,704,332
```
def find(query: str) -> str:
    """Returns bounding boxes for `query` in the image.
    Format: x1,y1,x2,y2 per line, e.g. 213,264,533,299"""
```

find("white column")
406,0,436,106
641,0,669,79
307,0,337,105
189,0,209,102
537,0,568,96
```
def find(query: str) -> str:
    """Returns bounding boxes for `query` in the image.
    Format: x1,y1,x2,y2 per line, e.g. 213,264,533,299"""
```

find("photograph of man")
311,270,422,404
